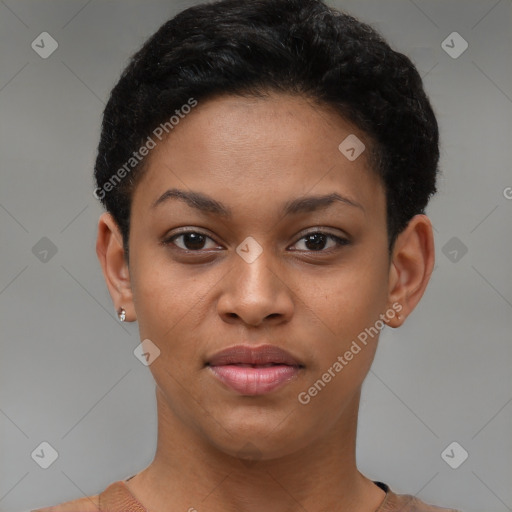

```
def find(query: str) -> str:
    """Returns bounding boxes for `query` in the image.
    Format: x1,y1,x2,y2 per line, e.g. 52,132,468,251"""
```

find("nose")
216,249,294,327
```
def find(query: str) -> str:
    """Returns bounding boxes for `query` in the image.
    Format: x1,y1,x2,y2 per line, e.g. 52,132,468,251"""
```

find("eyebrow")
152,188,364,217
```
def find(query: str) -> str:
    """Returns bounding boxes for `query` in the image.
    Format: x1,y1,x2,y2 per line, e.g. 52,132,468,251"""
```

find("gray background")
0,1,511,511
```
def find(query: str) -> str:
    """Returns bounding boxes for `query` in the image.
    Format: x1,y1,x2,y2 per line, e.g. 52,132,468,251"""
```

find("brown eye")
165,232,219,251
291,232,349,252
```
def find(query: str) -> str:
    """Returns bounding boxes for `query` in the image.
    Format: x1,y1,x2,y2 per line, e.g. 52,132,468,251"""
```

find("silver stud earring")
117,308,126,322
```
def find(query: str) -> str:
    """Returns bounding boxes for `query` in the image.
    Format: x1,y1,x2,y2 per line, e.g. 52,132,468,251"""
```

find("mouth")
206,344,304,395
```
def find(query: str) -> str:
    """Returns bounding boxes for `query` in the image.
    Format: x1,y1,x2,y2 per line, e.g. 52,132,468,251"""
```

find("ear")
96,212,135,322
385,214,435,328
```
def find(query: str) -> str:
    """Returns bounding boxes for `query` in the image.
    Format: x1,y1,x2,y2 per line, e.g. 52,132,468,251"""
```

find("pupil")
305,233,327,251
184,233,206,250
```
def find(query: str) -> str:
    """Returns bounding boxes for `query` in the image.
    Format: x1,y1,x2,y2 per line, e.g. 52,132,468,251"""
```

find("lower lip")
208,364,301,395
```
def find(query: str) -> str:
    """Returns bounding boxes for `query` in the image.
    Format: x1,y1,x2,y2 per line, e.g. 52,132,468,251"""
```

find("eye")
163,229,350,253
290,231,350,252
164,231,220,251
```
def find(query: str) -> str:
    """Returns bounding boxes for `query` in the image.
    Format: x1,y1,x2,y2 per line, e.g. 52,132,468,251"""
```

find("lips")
207,344,303,367
206,344,304,395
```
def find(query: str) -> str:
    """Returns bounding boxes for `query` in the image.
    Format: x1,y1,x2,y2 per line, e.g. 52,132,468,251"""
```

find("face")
112,93,403,459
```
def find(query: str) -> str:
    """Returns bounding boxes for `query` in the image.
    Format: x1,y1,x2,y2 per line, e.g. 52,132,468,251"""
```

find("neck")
126,386,385,512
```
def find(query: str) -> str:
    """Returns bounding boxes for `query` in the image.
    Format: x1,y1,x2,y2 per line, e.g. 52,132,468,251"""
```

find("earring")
117,307,126,322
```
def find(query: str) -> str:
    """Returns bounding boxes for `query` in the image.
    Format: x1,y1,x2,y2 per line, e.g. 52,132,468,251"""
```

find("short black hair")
94,0,439,259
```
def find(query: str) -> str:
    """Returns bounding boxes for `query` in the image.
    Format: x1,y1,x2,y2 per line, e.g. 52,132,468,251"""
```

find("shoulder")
400,494,462,512
31,493,100,512
389,493,462,512
379,483,462,512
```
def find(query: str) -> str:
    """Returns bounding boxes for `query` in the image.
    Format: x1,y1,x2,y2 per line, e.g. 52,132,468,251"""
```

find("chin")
202,415,310,461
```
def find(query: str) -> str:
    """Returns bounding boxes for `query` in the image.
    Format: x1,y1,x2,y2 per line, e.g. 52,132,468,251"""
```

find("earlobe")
96,212,136,322
385,214,435,328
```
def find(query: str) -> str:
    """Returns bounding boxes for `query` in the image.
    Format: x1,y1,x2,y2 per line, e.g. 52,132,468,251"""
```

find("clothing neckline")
118,475,390,512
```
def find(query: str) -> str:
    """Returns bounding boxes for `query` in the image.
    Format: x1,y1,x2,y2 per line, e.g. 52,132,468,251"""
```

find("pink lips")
206,345,303,395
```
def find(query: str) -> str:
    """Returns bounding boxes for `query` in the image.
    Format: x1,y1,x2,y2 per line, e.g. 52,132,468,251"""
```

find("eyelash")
162,229,350,254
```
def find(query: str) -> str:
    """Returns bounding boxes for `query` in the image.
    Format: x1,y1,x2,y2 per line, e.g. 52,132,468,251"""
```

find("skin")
94,92,434,512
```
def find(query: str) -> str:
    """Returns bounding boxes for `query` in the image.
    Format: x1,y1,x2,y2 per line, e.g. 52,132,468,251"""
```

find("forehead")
131,92,385,218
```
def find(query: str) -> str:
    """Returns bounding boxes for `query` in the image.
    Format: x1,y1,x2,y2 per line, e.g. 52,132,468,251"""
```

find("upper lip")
206,344,303,367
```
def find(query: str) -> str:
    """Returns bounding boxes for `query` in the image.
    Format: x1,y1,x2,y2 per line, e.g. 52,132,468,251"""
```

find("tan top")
32,477,462,512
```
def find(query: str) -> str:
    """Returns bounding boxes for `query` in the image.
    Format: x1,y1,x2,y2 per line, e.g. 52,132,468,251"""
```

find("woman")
33,0,462,510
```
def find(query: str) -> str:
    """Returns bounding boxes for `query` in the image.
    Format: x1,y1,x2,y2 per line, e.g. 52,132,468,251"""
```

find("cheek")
294,273,385,422
129,247,200,341
297,260,390,344
130,247,227,373
291,259,389,407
